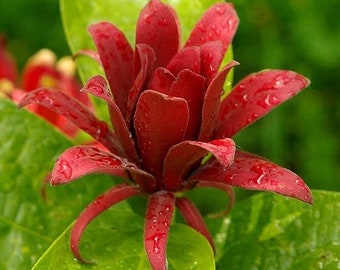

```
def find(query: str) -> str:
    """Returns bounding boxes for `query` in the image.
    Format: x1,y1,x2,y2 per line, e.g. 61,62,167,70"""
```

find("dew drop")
158,18,168,26
149,233,165,254
57,159,72,179
236,84,245,91
257,94,280,109
273,79,284,89
215,5,226,15
198,22,206,33
250,165,267,185
246,113,259,124
249,74,257,83
143,12,154,24
268,94,280,105
227,18,235,31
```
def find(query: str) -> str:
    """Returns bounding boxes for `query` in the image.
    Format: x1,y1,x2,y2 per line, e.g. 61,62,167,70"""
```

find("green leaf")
32,204,215,270
215,190,340,270
0,98,116,269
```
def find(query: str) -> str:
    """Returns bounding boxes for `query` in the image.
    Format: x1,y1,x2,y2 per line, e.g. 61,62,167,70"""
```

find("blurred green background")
0,0,339,192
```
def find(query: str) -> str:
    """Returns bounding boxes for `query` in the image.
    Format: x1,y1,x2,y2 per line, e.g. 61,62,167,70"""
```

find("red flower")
0,36,17,85
0,43,92,137
19,1,312,269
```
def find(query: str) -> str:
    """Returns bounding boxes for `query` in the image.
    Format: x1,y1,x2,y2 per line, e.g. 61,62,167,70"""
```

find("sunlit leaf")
32,206,215,270
214,190,340,270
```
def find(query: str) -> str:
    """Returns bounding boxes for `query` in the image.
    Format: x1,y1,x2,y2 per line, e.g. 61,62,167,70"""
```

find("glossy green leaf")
32,205,215,270
214,190,340,270
0,98,116,269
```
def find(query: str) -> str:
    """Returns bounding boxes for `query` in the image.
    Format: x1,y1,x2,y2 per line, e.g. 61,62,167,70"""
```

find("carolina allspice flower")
19,1,312,269
0,43,92,137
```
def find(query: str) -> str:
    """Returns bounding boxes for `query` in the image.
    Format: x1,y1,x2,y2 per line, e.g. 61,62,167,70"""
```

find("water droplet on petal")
57,159,72,180
215,5,226,15
257,94,280,109
251,165,267,185
236,84,245,92
148,233,165,254
246,113,259,124
273,79,284,89
198,22,206,33
158,18,168,26
227,18,235,31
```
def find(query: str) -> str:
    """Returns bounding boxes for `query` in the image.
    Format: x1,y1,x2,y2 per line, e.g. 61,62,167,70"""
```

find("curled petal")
200,41,224,82
18,88,123,154
191,156,313,204
126,43,156,124
73,49,101,64
196,180,235,218
166,46,201,76
215,70,311,138
176,197,214,251
71,184,140,263
144,191,175,270
136,0,180,68
185,2,239,53
50,145,156,192
134,90,189,181
163,138,235,191
168,69,206,139
198,61,239,142
82,75,139,162
147,67,175,95
88,22,134,113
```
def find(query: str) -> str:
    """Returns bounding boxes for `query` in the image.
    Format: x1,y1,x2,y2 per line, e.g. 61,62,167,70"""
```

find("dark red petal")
134,90,189,181
126,43,156,125
147,67,175,95
144,191,175,270
18,88,123,154
82,75,139,162
71,184,140,263
22,64,60,91
191,156,313,204
176,197,214,251
81,75,113,103
163,138,235,191
136,0,180,68
50,145,156,192
215,70,311,138
185,2,238,53
168,69,206,139
88,22,134,114
196,180,235,218
198,60,239,142
200,41,224,82
73,49,101,64
166,46,201,76
0,36,18,83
